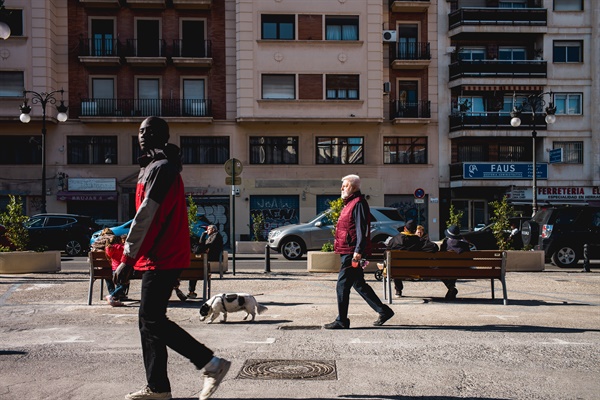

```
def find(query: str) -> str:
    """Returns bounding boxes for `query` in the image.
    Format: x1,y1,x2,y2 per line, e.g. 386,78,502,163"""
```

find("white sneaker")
200,358,231,400
124,386,172,400
105,295,123,307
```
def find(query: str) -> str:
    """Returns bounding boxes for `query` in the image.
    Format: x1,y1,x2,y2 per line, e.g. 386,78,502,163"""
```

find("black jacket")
387,232,438,253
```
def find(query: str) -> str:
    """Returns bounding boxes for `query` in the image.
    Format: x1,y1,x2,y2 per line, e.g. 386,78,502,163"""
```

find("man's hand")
113,262,133,285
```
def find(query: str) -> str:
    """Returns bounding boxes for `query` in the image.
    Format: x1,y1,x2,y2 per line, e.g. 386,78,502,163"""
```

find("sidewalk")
0,257,599,399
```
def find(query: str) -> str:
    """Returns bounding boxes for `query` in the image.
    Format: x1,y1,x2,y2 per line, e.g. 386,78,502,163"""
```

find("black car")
521,206,600,267
24,213,100,256
461,217,529,250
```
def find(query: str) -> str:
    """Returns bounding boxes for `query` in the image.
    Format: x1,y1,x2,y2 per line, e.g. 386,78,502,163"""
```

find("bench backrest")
385,250,506,280
89,251,207,280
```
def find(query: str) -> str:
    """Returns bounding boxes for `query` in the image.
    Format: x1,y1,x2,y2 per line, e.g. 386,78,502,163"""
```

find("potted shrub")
0,195,61,274
236,212,268,254
307,198,343,273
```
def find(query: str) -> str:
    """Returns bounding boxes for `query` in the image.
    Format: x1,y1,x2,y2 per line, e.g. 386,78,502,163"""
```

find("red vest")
334,193,371,255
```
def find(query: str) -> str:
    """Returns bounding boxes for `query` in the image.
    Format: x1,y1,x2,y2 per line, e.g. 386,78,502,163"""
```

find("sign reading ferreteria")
509,186,600,202
463,162,547,180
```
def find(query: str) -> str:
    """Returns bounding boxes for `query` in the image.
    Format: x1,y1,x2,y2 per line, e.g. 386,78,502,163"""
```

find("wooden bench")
383,250,508,305
87,251,211,305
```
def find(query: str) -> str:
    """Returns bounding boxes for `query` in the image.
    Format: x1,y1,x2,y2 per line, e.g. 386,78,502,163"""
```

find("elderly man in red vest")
324,174,395,329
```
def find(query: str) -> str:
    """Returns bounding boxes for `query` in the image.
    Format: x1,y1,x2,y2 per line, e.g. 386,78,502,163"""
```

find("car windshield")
308,211,333,226
377,209,404,221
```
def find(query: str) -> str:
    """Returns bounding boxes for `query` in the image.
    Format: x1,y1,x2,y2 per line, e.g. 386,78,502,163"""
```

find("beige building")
0,0,596,249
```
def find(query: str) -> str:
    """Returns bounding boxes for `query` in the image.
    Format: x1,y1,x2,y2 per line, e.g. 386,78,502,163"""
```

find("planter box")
209,251,228,274
236,241,268,254
505,250,545,272
307,251,340,273
0,251,61,274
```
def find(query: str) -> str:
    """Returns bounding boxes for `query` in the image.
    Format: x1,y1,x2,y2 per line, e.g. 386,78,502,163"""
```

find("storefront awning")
56,191,118,201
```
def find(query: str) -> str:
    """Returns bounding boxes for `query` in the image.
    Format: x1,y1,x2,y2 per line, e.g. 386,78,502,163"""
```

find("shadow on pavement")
352,324,600,334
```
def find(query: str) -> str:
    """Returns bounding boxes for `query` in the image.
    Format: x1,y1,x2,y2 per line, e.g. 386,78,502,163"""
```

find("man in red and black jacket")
324,174,394,330
114,117,230,400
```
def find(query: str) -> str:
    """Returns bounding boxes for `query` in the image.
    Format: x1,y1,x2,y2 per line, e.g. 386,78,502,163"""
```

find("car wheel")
280,238,305,260
65,239,84,256
551,246,579,268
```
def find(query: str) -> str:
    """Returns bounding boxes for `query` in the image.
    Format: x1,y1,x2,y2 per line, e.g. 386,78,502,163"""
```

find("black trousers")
335,254,388,324
139,269,214,392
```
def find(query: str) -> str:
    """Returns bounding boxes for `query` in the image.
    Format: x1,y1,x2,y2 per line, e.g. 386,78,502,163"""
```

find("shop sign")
508,186,600,201
68,178,116,191
463,162,547,180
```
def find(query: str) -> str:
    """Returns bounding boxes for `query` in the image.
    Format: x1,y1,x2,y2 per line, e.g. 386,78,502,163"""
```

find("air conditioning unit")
382,30,397,43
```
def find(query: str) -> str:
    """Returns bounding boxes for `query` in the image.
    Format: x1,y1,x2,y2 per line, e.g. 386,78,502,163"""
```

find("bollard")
264,245,271,273
582,243,591,272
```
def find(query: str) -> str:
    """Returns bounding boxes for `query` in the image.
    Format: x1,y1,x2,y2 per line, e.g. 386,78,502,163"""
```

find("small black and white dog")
199,293,268,323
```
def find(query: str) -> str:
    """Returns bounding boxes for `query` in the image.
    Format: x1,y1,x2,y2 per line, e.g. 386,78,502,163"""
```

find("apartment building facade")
0,0,596,246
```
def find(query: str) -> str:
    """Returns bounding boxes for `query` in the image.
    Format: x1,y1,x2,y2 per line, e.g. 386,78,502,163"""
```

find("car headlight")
268,230,281,239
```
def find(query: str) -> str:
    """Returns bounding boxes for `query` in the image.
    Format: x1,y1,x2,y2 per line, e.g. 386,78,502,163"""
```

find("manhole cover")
278,325,321,330
237,359,337,380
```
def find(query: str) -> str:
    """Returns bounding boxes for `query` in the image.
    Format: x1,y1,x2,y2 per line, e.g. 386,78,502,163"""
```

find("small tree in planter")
187,195,199,238
251,212,266,242
446,204,464,229
321,197,344,252
489,195,517,250
0,195,29,252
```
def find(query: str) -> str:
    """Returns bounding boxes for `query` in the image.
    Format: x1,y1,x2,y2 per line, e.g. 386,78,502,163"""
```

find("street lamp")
19,89,69,214
0,0,11,40
510,91,557,216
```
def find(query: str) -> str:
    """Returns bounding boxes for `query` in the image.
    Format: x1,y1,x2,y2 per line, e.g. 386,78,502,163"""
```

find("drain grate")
237,359,337,380
278,325,322,330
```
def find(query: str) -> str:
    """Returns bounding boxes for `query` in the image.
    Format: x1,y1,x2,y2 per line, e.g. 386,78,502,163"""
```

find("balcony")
390,0,430,12
389,42,431,70
78,98,212,119
127,0,166,8
172,0,212,9
449,112,547,132
124,39,167,67
390,100,431,123
171,39,213,68
78,38,121,66
449,60,547,81
79,0,120,8
449,8,547,30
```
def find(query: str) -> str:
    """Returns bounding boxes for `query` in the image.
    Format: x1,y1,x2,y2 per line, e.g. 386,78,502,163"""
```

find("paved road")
1,255,599,400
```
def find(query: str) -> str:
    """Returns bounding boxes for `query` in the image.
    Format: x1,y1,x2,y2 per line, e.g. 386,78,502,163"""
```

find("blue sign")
463,162,548,180
549,148,563,164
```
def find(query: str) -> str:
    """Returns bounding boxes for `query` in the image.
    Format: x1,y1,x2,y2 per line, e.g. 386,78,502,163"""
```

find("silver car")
268,207,405,260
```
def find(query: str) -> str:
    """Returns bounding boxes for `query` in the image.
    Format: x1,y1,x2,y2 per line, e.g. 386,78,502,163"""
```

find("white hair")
342,174,361,189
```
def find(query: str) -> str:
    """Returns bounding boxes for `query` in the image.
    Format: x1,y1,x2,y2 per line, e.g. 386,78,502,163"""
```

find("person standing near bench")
386,220,439,298
114,116,230,400
439,225,471,299
188,224,223,299
324,174,394,329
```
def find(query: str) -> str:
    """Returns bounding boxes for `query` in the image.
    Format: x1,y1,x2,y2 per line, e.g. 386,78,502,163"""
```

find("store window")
250,136,298,164
383,137,427,164
68,136,117,165
316,137,363,164
181,136,229,164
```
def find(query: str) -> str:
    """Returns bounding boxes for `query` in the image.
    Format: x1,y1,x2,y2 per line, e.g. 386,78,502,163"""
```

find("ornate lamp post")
510,91,557,216
0,0,12,40
19,89,69,214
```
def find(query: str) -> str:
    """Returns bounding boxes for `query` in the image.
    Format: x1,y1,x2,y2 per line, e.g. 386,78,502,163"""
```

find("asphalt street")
0,254,599,400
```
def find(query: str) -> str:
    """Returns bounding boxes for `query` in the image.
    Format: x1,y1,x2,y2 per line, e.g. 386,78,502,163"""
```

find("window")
250,137,298,164
3,8,23,36
262,74,295,99
326,75,359,100
181,20,206,57
555,93,582,115
137,78,160,116
91,19,116,56
261,15,295,40
498,47,526,61
68,136,118,165
458,96,485,115
553,41,582,63
457,144,486,162
498,144,527,161
384,137,427,164
136,19,161,57
325,16,358,40
499,0,526,8
0,71,24,97
554,0,583,11
458,47,485,61
316,137,363,164
181,137,229,164
0,136,41,164
89,77,115,116
182,79,206,116
553,141,583,164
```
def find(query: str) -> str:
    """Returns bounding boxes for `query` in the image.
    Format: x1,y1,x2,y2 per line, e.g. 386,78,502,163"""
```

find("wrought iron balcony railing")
79,38,121,57
449,60,547,80
390,100,431,119
171,39,212,58
389,42,431,61
449,7,547,30
79,98,212,118
125,39,167,57
449,112,547,131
